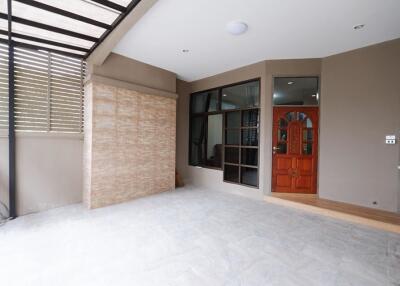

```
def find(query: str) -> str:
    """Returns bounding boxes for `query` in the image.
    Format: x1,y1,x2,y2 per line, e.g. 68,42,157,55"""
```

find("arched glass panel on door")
276,111,314,155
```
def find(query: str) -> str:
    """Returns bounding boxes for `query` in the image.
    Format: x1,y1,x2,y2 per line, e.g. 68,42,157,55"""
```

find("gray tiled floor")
0,187,399,286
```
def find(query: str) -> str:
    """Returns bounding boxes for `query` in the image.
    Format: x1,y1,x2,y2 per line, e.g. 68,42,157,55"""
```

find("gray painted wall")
319,39,400,212
176,59,321,200
176,39,400,212
0,134,83,216
0,137,9,215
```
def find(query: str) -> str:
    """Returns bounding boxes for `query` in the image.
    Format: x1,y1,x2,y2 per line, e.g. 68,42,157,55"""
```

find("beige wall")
0,134,83,216
91,53,176,93
16,135,83,215
320,39,400,212
176,59,321,200
0,137,9,215
176,40,400,212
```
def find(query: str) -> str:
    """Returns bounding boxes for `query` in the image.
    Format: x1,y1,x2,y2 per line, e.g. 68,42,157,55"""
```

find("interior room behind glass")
273,77,319,106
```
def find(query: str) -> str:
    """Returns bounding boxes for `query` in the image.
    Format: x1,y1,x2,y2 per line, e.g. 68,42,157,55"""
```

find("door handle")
272,146,280,155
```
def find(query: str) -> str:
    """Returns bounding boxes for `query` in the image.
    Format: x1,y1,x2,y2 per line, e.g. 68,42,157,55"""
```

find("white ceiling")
113,0,400,82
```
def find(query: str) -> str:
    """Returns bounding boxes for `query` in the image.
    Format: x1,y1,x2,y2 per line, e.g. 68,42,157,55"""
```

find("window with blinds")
0,43,85,133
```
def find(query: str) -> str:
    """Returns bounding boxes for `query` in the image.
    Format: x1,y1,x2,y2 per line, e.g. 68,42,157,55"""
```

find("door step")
264,194,400,234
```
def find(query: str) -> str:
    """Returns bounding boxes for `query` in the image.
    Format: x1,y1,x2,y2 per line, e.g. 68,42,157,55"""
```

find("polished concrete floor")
0,187,399,286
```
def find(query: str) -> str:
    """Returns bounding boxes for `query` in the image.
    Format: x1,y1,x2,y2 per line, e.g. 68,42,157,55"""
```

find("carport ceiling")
0,0,141,58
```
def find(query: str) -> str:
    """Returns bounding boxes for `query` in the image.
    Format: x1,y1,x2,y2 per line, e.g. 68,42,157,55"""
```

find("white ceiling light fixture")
226,21,248,35
288,81,294,85
353,24,365,30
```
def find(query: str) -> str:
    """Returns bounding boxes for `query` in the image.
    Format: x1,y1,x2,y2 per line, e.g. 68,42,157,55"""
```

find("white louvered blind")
0,44,85,133
0,43,8,129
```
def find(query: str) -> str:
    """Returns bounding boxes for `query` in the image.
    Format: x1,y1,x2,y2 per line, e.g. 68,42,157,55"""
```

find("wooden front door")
272,107,318,193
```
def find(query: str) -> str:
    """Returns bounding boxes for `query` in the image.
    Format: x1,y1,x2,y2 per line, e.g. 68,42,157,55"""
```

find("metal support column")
8,0,16,218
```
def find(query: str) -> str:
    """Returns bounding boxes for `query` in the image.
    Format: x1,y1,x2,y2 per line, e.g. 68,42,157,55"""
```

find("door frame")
269,75,321,195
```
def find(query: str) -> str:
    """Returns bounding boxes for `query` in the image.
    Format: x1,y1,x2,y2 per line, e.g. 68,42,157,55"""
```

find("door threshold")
264,193,400,234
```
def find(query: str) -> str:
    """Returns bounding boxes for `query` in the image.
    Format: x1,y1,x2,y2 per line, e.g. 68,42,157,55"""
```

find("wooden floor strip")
264,194,400,234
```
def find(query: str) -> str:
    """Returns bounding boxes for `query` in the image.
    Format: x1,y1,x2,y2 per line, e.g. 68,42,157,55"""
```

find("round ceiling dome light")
226,21,248,35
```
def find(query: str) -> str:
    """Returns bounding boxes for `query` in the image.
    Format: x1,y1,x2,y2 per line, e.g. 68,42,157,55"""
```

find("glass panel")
306,118,313,128
279,118,288,128
285,112,296,122
303,143,313,155
12,2,106,38
225,147,239,164
242,109,259,127
207,90,219,112
111,0,132,6
224,165,239,183
241,167,258,186
277,142,287,154
303,129,313,141
5,22,93,51
191,89,219,113
226,111,240,128
189,116,206,165
33,0,119,25
206,114,223,167
241,148,258,166
221,80,259,110
273,77,319,106
225,129,240,145
278,129,287,141
298,112,307,121
242,129,259,146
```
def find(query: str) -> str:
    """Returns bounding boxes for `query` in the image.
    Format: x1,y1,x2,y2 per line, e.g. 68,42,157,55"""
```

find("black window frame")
189,78,261,188
188,88,223,170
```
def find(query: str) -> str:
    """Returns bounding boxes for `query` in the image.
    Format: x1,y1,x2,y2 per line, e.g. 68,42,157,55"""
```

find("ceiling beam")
89,0,127,13
85,0,141,59
0,38,84,59
14,0,112,30
86,0,158,66
0,30,90,53
0,13,99,42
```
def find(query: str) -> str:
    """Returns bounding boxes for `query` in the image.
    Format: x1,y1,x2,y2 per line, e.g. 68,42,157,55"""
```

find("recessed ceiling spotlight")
226,21,248,35
353,24,365,30
222,94,227,97
288,81,294,85
182,49,189,53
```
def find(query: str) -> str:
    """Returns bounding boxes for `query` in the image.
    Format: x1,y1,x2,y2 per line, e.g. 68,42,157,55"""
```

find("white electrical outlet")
385,135,396,144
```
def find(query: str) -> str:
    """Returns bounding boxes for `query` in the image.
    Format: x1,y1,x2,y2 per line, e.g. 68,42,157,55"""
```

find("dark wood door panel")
296,157,313,173
294,176,312,189
275,157,292,171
